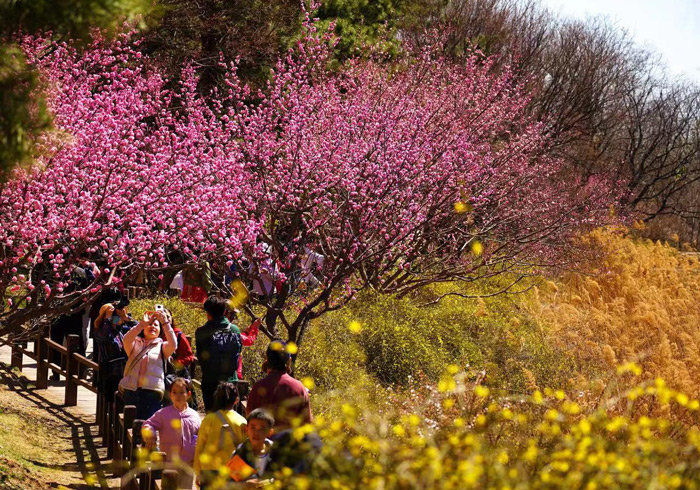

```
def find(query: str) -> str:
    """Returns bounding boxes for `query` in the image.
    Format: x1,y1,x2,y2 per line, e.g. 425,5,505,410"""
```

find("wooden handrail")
73,353,99,370
44,338,68,354
2,329,253,490
71,375,98,394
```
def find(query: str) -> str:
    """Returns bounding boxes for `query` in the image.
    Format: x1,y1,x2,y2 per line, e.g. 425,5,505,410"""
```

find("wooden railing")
2,329,249,490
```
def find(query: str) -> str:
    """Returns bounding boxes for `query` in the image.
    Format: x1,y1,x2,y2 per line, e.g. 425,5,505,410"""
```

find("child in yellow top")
193,382,247,489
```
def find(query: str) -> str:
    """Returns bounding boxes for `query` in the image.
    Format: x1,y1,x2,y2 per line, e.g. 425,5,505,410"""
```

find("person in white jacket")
119,309,177,420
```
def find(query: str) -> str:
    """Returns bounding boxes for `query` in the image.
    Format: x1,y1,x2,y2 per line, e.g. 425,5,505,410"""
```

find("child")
142,377,200,465
227,408,276,485
194,382,248,489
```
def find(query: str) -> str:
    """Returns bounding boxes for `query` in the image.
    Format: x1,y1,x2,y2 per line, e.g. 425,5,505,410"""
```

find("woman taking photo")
119,308,177,420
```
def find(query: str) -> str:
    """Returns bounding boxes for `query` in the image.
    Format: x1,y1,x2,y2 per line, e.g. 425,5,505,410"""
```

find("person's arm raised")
94,303,113,337
123,320,146,356
157,311,177,358
240,318,261,346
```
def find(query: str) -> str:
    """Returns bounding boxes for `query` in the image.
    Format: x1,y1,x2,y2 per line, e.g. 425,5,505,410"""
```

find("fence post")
161,470,179,490
10,336,23,371
36,329,49,389
109,391,123,460
64,334,80,406
131,419,144,464
123,405,137,462
150,452,167,487
139,467,150,490
96,372,104,438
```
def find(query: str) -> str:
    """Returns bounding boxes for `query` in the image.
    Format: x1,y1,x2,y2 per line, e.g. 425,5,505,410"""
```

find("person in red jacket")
247,340,312,431
158,308,196,376
226,309,262,380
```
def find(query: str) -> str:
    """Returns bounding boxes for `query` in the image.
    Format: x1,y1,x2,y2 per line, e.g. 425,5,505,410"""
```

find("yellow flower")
474,385,490,398
438,377,457,392
533,390,544,404
392,424,406,437
617,362,642,376
228,279,249,309
454,201,471,213
545,409,559,422
348,320,362,334
523,445,538,462
269,340,285,351
676,393,689,407
301,377,315,390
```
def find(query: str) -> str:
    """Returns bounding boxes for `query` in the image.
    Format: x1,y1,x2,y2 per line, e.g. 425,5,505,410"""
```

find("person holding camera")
94,296,135,402
119,307,177,420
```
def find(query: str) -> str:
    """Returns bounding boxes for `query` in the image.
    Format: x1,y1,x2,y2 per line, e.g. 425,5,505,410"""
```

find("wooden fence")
2,328,249,490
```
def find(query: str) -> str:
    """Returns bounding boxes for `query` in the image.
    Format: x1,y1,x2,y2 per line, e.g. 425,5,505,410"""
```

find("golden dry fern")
530,228,700,397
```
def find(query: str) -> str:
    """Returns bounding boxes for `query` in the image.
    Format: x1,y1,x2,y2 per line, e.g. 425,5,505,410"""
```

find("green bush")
128,277,575,410
305,282,575,394
127,295,206,337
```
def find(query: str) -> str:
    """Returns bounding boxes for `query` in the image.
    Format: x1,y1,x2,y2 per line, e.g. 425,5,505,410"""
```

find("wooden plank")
44,338,68,354
73,352,99,370
70,375,98,394
47,363,67,378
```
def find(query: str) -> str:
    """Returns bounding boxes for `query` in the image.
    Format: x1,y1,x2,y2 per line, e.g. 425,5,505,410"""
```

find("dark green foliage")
141,0,303,88
0,0,152,39
315,0,405,60
0,0,152,179
0,45,51,180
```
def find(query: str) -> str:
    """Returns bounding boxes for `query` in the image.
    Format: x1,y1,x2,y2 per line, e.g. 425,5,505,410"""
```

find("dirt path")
0,345,118,489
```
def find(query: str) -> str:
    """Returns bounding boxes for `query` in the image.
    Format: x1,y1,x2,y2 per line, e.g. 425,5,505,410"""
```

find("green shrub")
306,282,574,394
127,277,574,409
127,295,206,337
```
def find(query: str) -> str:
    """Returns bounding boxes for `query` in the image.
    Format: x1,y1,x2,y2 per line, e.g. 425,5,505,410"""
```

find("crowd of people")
63,288,317,489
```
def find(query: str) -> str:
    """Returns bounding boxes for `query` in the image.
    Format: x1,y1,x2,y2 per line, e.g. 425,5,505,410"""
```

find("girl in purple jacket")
142,378,201,464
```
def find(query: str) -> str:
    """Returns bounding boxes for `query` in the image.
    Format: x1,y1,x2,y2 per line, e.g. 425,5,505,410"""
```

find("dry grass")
530,228,700,396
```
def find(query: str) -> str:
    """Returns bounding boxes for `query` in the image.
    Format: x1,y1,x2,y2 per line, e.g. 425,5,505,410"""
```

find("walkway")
0,339,98,416
0,339,117,489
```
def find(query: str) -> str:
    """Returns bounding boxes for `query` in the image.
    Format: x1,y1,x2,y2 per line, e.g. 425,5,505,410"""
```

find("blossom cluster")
0,22,616,338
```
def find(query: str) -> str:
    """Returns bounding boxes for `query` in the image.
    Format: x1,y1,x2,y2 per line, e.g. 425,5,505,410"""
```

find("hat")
115,297,130,310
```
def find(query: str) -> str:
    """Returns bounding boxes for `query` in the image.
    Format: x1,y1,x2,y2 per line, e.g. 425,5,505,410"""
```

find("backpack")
215,411,237,450
201,328,242,382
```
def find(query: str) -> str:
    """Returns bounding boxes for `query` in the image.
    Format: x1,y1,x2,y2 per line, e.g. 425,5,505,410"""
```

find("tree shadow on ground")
0,364,118,489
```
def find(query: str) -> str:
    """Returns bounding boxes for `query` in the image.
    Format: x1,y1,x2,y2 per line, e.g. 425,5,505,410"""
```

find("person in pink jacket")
142,378,201,465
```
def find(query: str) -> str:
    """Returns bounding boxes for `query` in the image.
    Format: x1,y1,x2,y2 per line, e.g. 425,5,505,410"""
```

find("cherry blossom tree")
212,24,619,349
0,21,617,352
0,34,259,336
